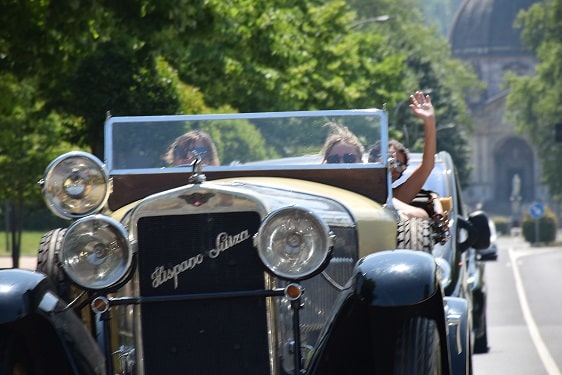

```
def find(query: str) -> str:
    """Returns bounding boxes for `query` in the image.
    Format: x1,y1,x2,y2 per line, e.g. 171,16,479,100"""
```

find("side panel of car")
445,296,472,375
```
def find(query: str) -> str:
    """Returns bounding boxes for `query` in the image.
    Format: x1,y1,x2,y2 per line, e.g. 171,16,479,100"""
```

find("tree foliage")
0,73,76,265
0,0,484,260
347,0,483,185
505,0,562,200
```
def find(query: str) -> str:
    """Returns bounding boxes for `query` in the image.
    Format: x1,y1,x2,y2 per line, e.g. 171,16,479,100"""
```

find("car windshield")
104,109,388,174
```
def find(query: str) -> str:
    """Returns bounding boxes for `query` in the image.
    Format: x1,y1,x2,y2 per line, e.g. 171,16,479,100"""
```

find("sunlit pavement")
0,256,36,270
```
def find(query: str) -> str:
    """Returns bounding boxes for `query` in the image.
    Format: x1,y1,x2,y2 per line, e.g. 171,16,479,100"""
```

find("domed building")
449,0,544,218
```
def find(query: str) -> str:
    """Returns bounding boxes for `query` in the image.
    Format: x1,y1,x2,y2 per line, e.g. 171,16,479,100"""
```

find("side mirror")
478,243,498,261
457,211,491,252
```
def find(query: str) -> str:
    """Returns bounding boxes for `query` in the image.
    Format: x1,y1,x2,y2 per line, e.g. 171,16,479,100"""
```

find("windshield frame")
104,109,388,176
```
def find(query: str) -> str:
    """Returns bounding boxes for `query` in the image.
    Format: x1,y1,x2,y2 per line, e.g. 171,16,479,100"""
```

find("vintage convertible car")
0,109,490,374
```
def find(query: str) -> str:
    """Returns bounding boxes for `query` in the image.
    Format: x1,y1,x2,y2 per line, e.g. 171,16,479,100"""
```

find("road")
472,232,562,374
0,255,36,269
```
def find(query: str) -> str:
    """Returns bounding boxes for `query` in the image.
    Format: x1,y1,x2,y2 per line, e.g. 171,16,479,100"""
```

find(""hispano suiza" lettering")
150,229,250,289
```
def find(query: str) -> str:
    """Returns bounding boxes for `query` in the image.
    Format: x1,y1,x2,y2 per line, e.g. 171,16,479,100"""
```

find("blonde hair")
321,122,364,162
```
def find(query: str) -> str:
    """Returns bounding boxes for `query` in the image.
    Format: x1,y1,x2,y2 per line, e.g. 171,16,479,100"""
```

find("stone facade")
449,0,545,217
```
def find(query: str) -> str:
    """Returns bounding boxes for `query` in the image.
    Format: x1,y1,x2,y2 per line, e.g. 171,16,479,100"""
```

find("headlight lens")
41,152,110,219
61,215,131,290
254,207,333,280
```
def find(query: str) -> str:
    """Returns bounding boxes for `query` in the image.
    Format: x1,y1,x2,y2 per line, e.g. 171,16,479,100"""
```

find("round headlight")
254,207,333,280
41,151,110,219
61,215,131,290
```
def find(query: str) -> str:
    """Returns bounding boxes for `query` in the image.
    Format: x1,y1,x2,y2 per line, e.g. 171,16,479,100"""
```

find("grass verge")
1,231,45,257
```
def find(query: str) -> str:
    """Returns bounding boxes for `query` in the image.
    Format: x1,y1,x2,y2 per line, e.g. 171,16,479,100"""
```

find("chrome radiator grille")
136,212,270,374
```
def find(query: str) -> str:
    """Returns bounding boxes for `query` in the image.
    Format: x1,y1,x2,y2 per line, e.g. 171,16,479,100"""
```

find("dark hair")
164,130,220,166
368,139,409,165
321,122,364,163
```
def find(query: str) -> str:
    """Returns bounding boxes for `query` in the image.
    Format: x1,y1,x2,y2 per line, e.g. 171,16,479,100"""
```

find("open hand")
409,91,435,121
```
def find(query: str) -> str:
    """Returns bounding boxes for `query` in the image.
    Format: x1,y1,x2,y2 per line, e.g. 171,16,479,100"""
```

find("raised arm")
393,91,436,203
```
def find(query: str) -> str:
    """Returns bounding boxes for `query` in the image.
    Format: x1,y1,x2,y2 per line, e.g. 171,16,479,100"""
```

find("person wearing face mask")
368,91,440,219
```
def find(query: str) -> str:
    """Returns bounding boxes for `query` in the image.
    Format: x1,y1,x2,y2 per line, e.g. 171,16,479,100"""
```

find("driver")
165,130,220,166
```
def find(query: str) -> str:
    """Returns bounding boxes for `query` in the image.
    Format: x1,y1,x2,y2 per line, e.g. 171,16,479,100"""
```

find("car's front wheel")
474,315,489,354
0,334,34,375
393,317,442,375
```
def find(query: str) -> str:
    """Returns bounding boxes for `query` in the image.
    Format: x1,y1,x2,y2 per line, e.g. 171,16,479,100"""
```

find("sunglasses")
326,153,358,164
175,146,209,160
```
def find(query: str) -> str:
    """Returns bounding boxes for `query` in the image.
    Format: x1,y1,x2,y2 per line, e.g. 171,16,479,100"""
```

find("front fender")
353,249,439,306
0,269,105,374
306,250,450,374
0,269,55,323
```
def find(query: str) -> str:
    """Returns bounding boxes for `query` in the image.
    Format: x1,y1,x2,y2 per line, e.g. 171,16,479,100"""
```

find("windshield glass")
105,109,387,174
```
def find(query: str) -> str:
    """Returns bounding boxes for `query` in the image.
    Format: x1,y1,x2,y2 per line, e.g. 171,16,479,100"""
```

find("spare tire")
36,229,73,302
396,217,433,252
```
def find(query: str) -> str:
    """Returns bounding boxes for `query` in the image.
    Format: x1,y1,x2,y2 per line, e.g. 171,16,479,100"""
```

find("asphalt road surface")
472,232,562,375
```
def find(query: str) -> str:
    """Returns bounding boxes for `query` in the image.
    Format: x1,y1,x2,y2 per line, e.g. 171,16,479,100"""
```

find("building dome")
450,0,538,57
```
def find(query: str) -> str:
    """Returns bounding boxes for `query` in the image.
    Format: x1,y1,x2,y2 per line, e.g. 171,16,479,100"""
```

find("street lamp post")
348,15,395,30
333,15,394,45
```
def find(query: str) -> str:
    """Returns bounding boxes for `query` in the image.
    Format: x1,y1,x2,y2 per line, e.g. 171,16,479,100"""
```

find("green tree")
0,0,484,249
347,0,483,185
2,0,410,168
64,39,181,158
504,0,562,200
0,74,75,266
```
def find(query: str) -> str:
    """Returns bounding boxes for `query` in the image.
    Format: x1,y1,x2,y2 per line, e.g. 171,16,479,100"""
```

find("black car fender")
353,249,439,307
0,268,54,324
306,250,452,374
0,269,105,375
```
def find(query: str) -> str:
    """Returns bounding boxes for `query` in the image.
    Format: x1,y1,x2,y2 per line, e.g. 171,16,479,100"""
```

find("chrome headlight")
40,151,110,219
254,207,334,280
61,215,132,290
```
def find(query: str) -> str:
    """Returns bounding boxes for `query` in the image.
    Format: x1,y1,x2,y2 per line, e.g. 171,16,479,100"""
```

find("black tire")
474,316,489,354
393,317,442,375
36,228,72,302
0,316,75,375
0,330,34,375
396,217,433,252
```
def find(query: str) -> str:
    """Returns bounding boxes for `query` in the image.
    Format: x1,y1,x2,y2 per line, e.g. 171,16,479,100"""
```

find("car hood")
112,177,397,258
